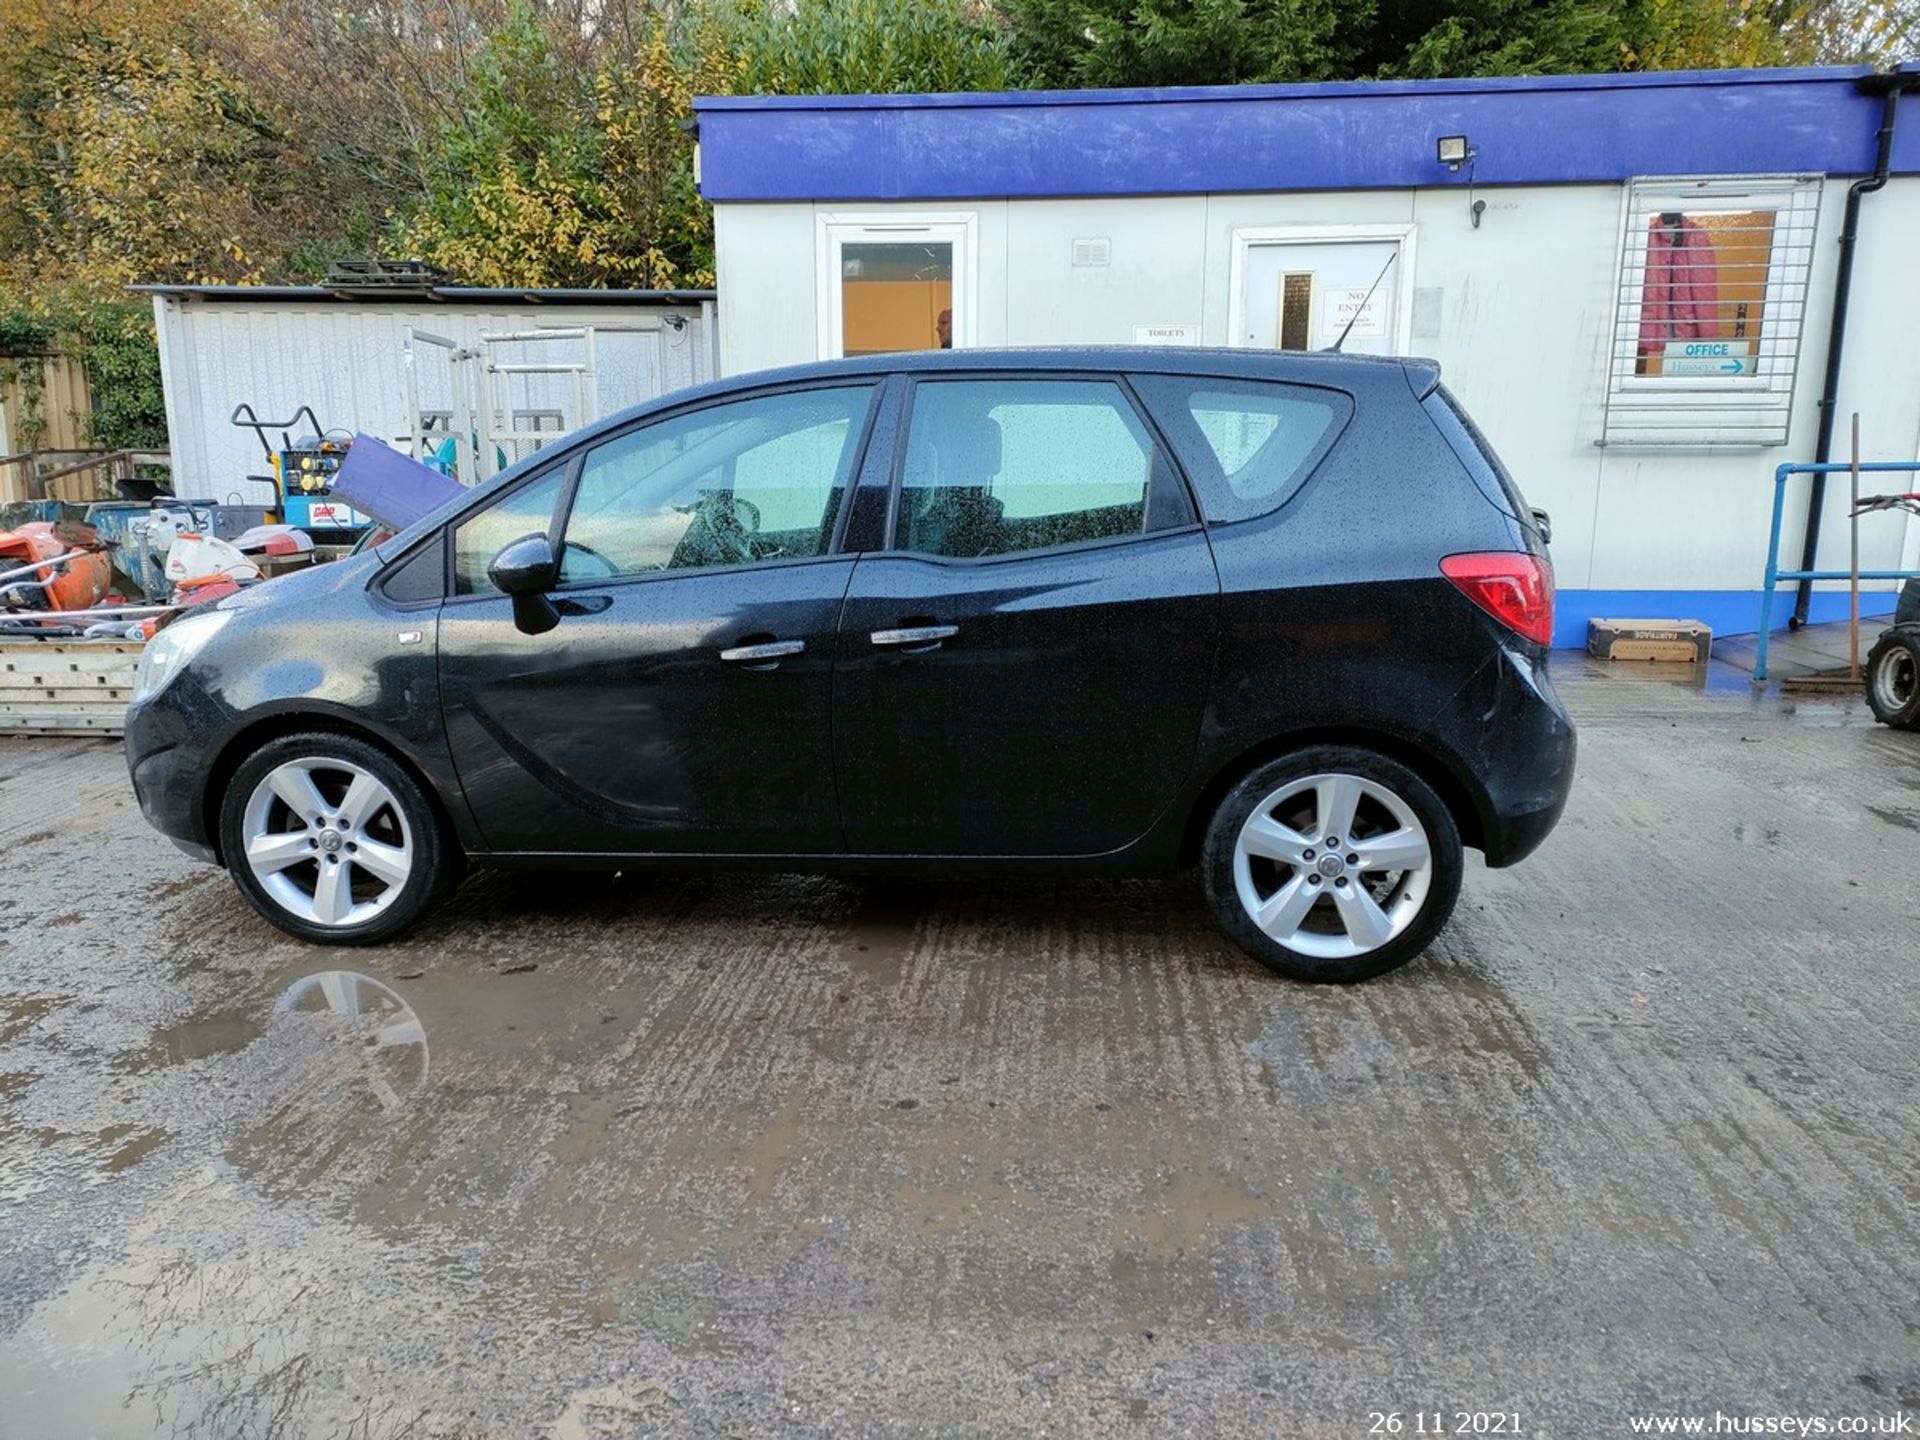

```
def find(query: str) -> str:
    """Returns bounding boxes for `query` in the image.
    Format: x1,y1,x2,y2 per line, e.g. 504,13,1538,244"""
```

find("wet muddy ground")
2,659,1918,1437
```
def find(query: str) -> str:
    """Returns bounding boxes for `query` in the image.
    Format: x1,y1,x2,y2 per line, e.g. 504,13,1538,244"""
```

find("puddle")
0,993,68,1046
98,1124,171,1173
0,1188,462,1439
138,1011,268,1070
838,880,932,987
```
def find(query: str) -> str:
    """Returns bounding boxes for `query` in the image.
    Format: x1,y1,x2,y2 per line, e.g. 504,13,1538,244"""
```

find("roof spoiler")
1403,358,1442,400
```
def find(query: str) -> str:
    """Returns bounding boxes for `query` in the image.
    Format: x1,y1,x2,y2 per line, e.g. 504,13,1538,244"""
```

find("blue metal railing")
1756,460,1920,681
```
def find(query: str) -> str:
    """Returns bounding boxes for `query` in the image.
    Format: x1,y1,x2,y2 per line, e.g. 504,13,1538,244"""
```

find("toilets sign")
1662,339,1754,376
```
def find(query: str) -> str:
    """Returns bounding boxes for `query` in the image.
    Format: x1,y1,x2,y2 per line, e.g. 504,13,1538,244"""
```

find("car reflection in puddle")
270,969,429,1114
0,971,444,1440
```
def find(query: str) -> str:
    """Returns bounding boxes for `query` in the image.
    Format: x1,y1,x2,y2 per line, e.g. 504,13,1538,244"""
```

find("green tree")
1005,0,1361,87
1001,0,1918,83
1367,0,1630,77
399,0,1023,291
726,0,1017,93
398,3,736,289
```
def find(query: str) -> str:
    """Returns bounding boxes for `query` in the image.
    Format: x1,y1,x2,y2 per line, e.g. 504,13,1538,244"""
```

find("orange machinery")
0,521,115,612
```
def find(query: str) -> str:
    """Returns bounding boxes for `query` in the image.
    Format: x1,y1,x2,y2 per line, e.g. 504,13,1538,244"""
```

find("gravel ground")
1,657,1917,1438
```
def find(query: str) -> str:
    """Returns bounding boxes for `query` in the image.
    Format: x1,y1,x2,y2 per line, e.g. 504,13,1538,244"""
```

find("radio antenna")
1326,251,1398,353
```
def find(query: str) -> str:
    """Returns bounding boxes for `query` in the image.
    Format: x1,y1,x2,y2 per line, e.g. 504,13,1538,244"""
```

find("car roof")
726,345,1438,390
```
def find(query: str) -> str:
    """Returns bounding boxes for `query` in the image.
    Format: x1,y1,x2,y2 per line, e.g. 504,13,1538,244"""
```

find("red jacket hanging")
1638,215,1721,349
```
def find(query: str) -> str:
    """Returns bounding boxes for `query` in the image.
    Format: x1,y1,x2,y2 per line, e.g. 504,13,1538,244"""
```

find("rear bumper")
1453,646,1577,867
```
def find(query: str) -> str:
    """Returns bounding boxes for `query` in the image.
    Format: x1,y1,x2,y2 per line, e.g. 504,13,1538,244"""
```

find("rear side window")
1133,375,1352,523
894,379,1190,560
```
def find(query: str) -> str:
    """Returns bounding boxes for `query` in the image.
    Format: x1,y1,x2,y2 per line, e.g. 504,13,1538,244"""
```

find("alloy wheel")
241,758,415,928
1231,772,1434,960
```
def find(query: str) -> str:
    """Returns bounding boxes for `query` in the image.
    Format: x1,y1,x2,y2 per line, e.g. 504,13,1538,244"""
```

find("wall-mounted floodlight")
1436,135,1485,228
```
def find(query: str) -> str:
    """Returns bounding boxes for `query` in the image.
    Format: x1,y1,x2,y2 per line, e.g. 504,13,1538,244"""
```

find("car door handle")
719,639,806,663
870,625,959,649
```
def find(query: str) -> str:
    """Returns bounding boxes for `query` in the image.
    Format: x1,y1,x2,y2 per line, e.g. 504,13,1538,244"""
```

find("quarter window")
557,386,873,582
896,379,1178,560
1133,375,1351,524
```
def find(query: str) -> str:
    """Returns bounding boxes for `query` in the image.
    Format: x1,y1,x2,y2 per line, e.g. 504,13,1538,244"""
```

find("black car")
126,348,1574,982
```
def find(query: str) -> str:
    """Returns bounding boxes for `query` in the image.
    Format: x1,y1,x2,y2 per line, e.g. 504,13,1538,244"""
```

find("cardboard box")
1587,617,1712,664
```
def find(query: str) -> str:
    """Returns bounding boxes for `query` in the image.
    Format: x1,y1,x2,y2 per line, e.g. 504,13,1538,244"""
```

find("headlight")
131,610,234,705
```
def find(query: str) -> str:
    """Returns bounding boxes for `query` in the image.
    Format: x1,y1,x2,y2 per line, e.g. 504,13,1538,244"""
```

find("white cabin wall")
155,300,711,504
714,204,818,376
709,175,1920,615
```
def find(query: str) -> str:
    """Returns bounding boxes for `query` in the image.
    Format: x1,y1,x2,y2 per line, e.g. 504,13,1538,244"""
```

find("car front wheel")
1202,745,1463,983
219,731,461,945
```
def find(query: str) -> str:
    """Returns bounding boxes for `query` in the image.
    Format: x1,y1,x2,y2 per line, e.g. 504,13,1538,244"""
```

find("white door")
1238,240,1404,355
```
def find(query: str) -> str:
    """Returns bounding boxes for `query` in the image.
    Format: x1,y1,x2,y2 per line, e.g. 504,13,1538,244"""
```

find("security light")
1436,135,1472,169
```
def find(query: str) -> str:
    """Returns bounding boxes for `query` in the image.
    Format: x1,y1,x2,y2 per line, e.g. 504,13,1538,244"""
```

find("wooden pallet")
0,637,139,737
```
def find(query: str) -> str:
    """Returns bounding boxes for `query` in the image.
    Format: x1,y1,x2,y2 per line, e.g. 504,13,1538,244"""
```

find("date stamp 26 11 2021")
1368,1413,1525,1436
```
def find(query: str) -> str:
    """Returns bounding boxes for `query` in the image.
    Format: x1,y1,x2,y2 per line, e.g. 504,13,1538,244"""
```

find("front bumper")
125,697,221,865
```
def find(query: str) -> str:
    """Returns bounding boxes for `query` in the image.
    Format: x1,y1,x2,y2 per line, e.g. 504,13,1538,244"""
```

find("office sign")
1662,339,1753,376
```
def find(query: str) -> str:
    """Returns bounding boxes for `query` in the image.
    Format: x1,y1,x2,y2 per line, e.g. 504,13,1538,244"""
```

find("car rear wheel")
220,731,460,945
1202,746,1463,983
1866,626,1920,731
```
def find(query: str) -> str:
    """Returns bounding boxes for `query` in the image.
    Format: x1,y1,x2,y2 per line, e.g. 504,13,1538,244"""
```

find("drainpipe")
1792,72,1917,627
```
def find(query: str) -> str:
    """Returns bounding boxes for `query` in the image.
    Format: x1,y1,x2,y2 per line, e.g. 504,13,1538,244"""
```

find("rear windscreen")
1424,386,1530,522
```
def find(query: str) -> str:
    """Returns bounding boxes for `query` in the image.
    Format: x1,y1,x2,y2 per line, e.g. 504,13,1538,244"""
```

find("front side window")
452,467,565,595
895,379,1180,560
556,386,874,583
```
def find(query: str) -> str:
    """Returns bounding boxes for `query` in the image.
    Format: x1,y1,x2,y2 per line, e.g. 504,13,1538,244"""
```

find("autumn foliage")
0,0,1911,448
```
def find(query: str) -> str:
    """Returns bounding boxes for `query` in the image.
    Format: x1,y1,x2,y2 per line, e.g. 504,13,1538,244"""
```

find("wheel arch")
1178,726,1490,866
202,712,467,866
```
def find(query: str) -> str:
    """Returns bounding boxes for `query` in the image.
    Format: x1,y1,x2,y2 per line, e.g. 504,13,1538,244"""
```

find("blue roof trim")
694,67,1920,202
696,64,1874,110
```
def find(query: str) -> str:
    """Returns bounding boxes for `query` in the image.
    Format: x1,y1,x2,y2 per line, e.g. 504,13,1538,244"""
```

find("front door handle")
870,624,959,649
720,639,805,665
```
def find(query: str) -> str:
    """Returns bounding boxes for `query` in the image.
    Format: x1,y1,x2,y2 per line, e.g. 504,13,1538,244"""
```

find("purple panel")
330,436,463,530
694,67,1918,202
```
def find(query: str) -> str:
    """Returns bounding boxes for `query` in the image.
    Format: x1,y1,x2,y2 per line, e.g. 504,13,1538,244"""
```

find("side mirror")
1529,507,1553,546
488,534,562,635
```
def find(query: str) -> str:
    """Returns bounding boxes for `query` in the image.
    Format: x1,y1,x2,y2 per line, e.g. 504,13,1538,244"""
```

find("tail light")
1440,551,1555,647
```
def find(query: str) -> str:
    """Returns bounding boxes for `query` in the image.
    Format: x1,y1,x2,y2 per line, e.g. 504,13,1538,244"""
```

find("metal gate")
403,326,603,485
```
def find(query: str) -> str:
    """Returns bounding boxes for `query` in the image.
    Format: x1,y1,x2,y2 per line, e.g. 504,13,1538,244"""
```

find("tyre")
1865,626,1920,731
218,731,462,945
1201,745,1463,983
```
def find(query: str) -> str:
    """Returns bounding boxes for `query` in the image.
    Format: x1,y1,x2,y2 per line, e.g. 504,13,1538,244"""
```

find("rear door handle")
870,624,959,649
720,639,805,664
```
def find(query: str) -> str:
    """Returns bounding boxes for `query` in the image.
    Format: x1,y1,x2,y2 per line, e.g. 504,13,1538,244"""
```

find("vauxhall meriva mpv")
127,348,1575,982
